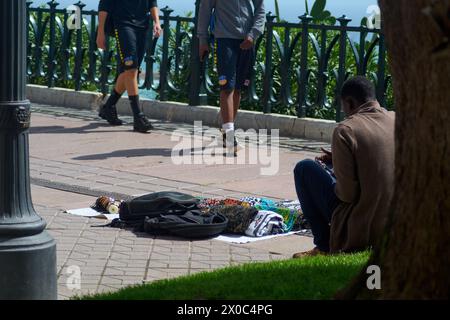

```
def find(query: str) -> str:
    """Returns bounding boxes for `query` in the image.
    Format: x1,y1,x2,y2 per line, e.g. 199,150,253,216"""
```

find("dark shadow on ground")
72,146,214,160
72,148,174,159
90,223,217,242
30,123,130,134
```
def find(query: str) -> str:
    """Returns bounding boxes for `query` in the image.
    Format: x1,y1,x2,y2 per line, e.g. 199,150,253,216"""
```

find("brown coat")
330,101,395,253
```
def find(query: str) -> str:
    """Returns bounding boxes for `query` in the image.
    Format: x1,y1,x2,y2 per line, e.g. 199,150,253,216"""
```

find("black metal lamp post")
0,0,57,299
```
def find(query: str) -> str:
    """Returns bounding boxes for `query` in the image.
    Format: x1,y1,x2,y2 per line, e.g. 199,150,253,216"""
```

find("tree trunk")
339,0,450,299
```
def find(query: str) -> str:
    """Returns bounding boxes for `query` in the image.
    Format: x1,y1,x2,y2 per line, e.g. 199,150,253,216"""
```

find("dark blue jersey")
99,0,158,29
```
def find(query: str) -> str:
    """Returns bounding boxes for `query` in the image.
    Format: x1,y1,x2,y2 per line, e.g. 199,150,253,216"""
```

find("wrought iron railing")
26,0,391,122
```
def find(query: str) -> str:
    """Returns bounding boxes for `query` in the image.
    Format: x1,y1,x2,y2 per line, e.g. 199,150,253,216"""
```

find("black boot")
133,113,153,133
99,105,123,126
128,95,153,132
99,89,123,126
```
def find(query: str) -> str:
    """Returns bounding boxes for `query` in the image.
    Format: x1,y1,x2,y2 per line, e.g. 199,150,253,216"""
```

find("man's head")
340,76,377,115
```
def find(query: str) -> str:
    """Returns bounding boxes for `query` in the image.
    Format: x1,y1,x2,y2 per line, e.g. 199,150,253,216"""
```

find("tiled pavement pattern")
31,104,331,153
30,104,330,201
27,104,320,299
38,204,287,299
30,156,272,201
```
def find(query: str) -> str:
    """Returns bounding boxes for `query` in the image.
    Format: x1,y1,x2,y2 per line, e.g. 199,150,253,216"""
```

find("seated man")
293,76,395,257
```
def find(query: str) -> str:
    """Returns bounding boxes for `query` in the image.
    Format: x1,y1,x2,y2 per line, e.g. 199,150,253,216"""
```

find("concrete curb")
30,177,133,202
27,84,337,142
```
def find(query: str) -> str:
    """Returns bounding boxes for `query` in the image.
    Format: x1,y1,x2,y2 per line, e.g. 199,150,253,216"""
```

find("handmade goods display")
86,192,309,239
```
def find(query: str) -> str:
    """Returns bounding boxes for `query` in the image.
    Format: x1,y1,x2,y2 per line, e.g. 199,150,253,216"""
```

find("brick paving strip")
29,104,319,299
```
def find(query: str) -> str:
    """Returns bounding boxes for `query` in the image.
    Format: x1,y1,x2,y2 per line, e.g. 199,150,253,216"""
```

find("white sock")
222,122,234,133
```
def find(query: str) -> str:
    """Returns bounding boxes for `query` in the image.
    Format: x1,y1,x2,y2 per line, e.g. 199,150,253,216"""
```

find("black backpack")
144,210,228,239
103,192,229,239
119,191,200,225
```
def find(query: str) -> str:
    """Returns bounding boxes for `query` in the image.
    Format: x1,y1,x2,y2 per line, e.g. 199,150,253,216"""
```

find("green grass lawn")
82,251,369,300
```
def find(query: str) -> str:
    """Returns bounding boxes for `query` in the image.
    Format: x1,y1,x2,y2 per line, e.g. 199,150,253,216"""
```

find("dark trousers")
294,159,340,252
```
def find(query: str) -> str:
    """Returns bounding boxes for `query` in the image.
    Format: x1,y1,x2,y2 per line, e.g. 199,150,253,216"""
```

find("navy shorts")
216,38,255,91
114,25,149,74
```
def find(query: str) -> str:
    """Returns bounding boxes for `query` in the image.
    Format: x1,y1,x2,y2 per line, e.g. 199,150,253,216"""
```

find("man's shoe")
99,105,123,126
222,130,243,156
133,113,153,133
292,247,328,259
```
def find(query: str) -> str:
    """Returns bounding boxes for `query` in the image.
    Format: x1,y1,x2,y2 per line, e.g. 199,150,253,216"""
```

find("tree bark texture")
339,0,450,299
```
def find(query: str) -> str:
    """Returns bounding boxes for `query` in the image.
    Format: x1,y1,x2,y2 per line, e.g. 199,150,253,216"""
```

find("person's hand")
199,44,210,61
153,22,162,38
96,30,106,50
316,147,332,164
240,36,254,50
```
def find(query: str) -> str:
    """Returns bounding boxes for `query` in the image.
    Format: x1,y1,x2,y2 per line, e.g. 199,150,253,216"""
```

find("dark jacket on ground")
330,101,395,253
99,0,158,29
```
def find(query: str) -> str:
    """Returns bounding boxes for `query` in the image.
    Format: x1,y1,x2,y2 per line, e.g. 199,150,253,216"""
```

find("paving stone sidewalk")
28,104,320,299
35,195,292,300
30,104,330,201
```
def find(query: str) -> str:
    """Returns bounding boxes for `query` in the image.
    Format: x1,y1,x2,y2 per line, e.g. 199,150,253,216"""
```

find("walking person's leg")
127,27,153,133
217,39,240,156
233,90,241,119
225,43,255,151
99,27,134,126
114,73,127,95
100,25,152,132
99,70,126,126
293,159,340,257
234,42,255,118
220,90,235,125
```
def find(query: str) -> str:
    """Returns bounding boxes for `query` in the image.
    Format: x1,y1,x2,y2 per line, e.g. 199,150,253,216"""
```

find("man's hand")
199,44,210,61
96,30,106,50
316,147,332,164
240,36,254,50
153,22,162,38
151,7,162,38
